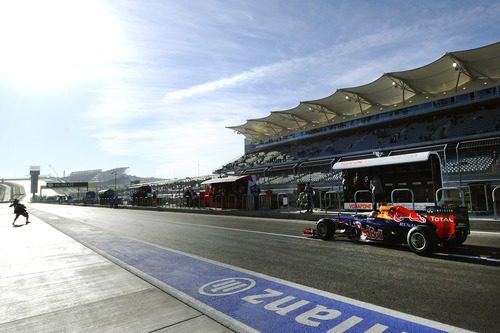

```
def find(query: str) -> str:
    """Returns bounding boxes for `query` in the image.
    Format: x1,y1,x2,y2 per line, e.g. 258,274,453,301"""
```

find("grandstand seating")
66,167,129,183
444,156,495,174
66,169,102,182
267,174,298,186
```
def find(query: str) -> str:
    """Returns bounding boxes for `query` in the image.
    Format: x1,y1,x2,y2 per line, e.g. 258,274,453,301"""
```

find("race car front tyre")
407,227,436,255
316,219,335,240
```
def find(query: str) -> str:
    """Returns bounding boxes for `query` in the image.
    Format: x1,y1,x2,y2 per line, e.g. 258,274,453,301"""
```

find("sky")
0,0,499,179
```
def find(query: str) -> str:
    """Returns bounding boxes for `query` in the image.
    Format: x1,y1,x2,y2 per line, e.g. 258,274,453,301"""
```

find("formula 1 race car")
303,205,470,255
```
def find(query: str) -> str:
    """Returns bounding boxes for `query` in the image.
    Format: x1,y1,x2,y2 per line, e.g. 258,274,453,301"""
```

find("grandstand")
64,167,166,190
66,167,129,183
66,169,103,182
221,42,500,213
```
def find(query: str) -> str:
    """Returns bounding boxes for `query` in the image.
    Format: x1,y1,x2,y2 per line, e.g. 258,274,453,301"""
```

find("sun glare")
0,0,125,91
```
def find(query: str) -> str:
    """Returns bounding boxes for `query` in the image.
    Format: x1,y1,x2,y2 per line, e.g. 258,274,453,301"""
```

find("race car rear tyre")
407,227,436,255
316,219,335,240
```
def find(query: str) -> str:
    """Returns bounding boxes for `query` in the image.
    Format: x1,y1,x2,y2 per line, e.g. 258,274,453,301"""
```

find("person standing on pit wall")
303,182,314,213
370,175,383,209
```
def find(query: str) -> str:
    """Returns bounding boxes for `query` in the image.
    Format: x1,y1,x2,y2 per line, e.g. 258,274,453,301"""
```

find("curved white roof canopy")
332,151,436,170
228,42,500,143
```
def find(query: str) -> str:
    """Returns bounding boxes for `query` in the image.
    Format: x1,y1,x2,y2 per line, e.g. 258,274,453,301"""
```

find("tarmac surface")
0,203,233,333
1,200,499,333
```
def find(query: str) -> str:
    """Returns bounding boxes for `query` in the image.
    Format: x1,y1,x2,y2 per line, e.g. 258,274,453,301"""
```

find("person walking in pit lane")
9,199,30,226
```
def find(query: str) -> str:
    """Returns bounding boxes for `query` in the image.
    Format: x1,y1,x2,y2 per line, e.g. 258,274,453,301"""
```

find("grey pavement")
0,204,233,333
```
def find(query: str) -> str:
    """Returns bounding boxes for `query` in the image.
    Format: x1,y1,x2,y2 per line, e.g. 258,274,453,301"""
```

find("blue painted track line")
67,230,472,333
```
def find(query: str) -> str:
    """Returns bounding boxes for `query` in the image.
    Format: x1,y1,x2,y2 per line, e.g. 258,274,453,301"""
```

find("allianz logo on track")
199,277,391,332
199,278,257,296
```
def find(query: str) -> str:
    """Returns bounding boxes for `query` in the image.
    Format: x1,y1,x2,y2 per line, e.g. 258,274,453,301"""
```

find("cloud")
162,69,265,103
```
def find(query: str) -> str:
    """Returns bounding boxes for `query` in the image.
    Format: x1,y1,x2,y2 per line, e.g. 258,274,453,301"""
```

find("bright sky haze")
1,0,499,179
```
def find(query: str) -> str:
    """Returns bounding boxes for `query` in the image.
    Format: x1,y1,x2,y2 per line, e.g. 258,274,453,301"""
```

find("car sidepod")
356,218,387,242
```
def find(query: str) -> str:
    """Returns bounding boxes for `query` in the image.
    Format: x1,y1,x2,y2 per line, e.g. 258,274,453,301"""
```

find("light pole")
110,171,117,208
111,171,117,193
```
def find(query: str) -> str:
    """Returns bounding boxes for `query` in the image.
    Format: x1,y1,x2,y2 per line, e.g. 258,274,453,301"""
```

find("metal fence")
450,137,500,214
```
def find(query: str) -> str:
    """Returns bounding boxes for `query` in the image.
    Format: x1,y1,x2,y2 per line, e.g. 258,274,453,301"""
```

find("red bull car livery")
304,205,470,255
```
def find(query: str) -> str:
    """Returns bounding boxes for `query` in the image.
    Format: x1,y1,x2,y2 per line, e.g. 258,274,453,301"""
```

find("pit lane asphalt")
28,204,500,332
